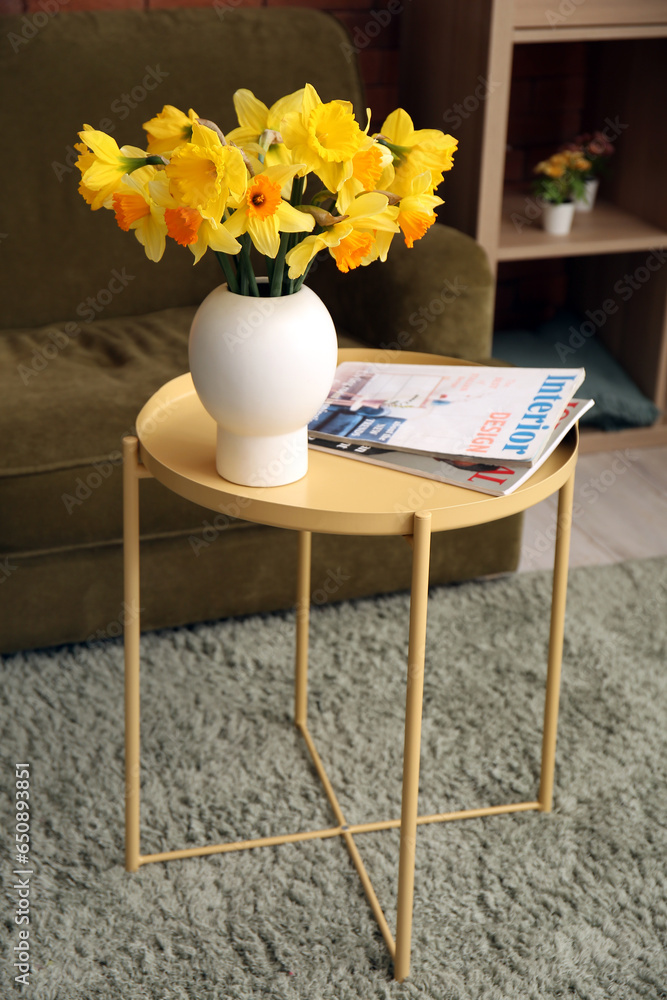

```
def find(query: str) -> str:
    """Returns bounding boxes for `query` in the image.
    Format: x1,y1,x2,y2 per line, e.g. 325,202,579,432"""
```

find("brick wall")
505,41,588,193
4,0,402,126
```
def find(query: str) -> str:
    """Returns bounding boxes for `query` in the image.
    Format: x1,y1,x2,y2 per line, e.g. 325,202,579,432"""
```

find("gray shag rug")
2,557,666,1000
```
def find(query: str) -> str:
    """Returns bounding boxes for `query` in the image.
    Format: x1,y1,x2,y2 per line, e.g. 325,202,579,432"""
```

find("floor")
517,445,667,572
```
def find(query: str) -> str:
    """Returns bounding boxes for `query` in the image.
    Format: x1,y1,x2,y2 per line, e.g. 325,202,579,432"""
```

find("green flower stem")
290,174,305,207
214,251,239,294
240,235,259,297
281,176,306,296
264,254,275,285
270,232,289,297
376,136,411,160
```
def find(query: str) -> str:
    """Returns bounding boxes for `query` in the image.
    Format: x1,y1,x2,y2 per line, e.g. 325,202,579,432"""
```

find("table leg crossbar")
123,435,575,982
132,716,542,959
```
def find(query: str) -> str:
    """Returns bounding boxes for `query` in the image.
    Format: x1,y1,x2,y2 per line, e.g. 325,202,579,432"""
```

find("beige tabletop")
136,348,579,536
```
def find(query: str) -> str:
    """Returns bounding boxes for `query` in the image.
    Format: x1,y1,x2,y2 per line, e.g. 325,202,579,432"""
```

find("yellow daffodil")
112,167,168,262
223,164,314,257
166,209,242,264
336,137,395,206
395,171,443,248
280,83,365,192
165,121,247,223
226,88,304,166
377,108,457,198
77,126,151,196
146,171,242,264
286,191,399,277
75,141,113,210
143,105,200,155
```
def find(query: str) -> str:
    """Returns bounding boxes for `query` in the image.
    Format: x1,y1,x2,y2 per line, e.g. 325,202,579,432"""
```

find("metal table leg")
123,435,142,873
539,469,575,812
395,510,432,981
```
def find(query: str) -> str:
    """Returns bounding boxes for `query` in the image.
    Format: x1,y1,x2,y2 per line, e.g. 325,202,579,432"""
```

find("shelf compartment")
498,194,667,261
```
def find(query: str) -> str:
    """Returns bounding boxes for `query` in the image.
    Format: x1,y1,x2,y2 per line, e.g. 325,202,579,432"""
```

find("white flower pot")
189,280,338,487
574,177,599,213
541,201,575,235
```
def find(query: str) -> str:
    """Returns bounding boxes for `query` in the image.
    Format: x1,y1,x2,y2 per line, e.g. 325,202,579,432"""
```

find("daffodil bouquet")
75,84,457,297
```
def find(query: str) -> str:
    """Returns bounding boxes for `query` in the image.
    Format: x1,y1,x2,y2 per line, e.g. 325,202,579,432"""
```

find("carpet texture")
1,557,666,999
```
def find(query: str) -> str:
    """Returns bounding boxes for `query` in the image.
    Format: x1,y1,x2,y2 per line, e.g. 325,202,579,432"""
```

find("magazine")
308,398,594,497
308,361,586,465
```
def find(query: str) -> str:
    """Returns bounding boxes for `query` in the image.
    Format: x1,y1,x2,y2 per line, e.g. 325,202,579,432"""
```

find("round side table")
123,348,578,982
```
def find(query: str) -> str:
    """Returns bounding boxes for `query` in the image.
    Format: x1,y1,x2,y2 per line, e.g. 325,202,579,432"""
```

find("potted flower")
75,87,457,486
533,149,590,234
561,131,615,212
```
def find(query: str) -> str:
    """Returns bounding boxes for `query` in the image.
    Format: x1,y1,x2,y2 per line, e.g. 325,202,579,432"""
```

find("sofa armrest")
307,223,495,363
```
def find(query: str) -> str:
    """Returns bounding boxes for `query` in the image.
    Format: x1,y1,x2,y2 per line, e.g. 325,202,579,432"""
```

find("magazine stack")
308,361,592,497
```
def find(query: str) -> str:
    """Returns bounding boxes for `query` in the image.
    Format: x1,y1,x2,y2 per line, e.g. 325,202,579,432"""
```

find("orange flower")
223,163,314,257
331,231,375,272
113,193,151,231
245,173,283,221
398,208,436,249
164,207,204,246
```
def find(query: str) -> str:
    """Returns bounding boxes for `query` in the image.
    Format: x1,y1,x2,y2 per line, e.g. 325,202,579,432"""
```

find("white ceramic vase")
541,201,575,235
574,177,599,213
189,280,338,487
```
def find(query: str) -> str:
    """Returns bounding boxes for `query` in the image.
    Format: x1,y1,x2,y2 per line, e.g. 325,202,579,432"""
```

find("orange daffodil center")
164,207,203,246
113,193,150,230
148,169,241,264
331,231,375,273
223,164,314,258
110,168,169,262
396,171,444,249
246,174,283,220
285,190,400,279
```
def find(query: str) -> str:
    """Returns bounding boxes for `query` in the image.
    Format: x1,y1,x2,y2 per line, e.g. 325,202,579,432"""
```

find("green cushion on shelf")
494,311,661,431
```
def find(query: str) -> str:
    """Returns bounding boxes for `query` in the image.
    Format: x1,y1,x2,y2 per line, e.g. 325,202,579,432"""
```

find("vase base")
216,426,308,487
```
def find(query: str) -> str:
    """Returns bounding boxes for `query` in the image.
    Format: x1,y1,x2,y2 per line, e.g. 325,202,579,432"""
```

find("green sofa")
0,7,522,653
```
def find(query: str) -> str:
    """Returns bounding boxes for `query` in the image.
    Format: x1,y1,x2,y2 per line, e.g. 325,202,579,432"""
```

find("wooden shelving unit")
401,0,667,452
